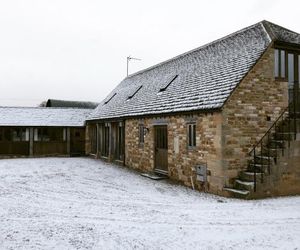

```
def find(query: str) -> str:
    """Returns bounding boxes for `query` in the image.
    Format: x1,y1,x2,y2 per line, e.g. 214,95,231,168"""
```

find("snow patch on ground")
0,158,299,249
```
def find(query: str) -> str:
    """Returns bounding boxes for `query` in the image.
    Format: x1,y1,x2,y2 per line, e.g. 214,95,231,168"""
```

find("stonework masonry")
87,46,296,197
251,139,300,198
221,46,288,186
124,47,290,196
125,112,224,196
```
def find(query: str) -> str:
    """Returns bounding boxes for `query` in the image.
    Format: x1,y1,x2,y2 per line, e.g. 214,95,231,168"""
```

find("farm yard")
0,157,299,249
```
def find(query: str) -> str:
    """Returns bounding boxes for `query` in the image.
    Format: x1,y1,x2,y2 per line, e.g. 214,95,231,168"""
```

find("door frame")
154,125,168,175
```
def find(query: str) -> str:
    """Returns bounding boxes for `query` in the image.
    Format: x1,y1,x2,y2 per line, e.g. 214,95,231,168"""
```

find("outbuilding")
0,107,91,157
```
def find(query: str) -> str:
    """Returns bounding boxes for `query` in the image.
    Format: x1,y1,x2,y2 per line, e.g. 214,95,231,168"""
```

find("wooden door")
154,125,168,174
115,122,125,161
71,128,86,156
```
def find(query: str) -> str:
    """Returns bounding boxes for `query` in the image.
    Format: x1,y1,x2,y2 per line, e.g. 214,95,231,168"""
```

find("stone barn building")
86,20,300,198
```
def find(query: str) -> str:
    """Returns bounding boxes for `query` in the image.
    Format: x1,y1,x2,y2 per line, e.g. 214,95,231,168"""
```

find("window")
104,93,116,105
274,49,279,77
187,124,196,148
63,128,67,141
139,124,144,144
159,75,178,92
288,53,294,84
298,55,300,85
1,128,29,142
116,122,125,160
12,128,29,142
128,85,142,100
274,49,285,78
102,123,110,157
280,50,285,77
34,128,40,141
34,128,64,142
24,129,30,141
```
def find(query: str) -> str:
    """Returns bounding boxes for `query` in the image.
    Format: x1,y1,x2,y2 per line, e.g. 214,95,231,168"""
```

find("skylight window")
104,93,116,105
127,85,142,100
159,75,178,92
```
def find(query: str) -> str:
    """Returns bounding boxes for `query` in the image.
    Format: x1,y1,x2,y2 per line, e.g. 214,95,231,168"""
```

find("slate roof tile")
89,20,300,120
0,107,92,127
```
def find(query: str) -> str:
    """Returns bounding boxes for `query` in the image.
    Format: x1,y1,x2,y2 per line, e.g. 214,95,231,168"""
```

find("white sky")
0,0,299,106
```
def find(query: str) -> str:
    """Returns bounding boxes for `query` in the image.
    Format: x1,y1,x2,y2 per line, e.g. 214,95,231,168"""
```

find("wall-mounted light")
143,127,149,136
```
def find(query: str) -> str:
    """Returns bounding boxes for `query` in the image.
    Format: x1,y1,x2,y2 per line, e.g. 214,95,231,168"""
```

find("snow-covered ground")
0,158,299,250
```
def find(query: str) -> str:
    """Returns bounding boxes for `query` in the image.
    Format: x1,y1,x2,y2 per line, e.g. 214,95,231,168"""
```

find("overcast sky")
0,0,299,106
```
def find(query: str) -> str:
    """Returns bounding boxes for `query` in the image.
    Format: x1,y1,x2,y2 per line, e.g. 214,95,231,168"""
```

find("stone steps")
235,179,255,191
272,132,296,140
240,171,263,182
223,187,250,198
224,107,299,199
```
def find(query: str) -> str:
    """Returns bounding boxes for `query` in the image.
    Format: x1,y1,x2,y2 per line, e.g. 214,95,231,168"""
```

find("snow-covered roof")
0,107,92,127
88,20,300,121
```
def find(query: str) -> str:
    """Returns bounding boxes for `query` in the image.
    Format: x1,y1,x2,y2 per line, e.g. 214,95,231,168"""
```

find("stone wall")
125,112,225,195
222,46,288,185
87,46,293,197
251,137,300,198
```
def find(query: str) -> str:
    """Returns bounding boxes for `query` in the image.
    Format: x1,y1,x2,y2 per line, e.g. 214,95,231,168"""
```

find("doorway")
154,125,168,174
70,128,86,156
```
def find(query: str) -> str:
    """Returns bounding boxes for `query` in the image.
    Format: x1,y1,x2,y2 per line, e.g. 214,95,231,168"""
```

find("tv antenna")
127,56,141,76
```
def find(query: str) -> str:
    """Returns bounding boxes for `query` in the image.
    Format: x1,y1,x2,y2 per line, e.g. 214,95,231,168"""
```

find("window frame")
0,128,3,141
274,48,287,80
0,128,29,142
138,124,145,145
101,123,110,157
116,122,125,160
274,47,300,84
127,85,142,100
104,93,117,105
159,75,178,92
187,123,196,149
33,127,65,142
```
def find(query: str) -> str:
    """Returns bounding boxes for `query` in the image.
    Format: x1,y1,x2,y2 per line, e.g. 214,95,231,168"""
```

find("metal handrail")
248,88,299,192
249,90,299,156
248,105,289,156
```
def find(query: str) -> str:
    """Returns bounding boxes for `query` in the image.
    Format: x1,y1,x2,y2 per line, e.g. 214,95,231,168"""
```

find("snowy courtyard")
0,158,299,249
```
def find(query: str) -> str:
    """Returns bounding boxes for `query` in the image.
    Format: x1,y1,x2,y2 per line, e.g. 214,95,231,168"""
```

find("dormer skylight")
104,93,116,105
159,75,178,92
127,85,142,100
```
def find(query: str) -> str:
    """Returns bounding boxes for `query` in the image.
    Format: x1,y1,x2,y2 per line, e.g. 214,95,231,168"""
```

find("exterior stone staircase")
224,97,300,199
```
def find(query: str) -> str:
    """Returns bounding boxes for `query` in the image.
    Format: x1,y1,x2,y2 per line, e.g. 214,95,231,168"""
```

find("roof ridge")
126,21,265,79
262,20,300,36
260,21,275,41
0,106,93,110
47,98,98,104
